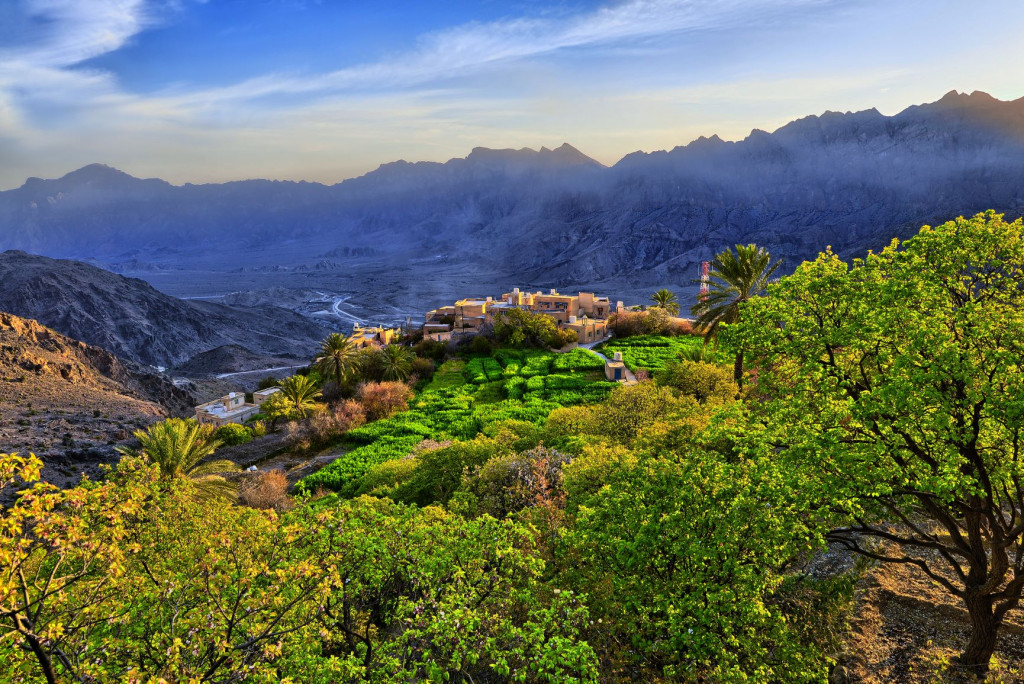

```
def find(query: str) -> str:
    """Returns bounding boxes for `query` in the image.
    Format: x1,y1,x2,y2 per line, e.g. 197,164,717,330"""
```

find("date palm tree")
380,344,414,382
118,418,237,501
315,333,358,386
692,243,780,387
278,374,322,418
650,288,680,315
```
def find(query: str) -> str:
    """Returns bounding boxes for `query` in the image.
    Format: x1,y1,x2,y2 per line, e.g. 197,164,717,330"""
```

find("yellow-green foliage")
656,359,737,403
0,452,599,683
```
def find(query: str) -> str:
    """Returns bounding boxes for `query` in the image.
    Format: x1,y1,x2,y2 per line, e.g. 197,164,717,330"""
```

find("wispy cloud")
4,0,155,68
167,0,833,106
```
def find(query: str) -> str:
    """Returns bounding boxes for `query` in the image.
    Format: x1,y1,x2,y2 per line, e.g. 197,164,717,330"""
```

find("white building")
195,387,281,428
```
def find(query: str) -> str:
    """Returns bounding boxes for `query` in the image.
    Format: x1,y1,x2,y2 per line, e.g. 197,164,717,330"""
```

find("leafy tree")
493,308,568,349
290,496,599,681
257,392,296,430
461,446,572,519
691,243,780,386
656,359,737,404
650,288,680,315
117,418,238,501
380,343,414,382
0,453,153,684
277,374,322,418
95,483,332,681
315,332,359,387
729,211,1024,675
566,450,825,681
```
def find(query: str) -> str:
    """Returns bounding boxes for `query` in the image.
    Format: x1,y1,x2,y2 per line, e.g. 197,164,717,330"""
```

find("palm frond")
189,459,242,477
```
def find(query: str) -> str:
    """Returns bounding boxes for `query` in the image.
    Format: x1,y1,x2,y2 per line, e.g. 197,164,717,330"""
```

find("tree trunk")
960,593,1000,675
734,349,744,389
23,631,58,684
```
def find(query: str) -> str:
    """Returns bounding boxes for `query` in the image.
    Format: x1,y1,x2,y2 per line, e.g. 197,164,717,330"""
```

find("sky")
0,0,1023,189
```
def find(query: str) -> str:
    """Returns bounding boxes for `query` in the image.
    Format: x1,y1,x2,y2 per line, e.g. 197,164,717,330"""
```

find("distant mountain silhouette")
3,91,1024,289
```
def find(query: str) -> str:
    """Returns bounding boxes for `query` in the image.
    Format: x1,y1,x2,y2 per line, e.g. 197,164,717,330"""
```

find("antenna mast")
699,261,710,301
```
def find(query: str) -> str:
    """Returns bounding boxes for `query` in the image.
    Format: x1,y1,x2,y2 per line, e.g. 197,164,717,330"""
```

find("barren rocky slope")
0,312,192,493
0,251,328,368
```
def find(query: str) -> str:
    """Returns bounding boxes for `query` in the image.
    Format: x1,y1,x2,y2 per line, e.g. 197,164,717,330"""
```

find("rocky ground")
0,312,190,496
828,542,1024,683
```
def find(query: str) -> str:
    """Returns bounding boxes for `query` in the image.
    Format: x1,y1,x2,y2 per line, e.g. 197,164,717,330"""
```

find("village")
196,286,634,426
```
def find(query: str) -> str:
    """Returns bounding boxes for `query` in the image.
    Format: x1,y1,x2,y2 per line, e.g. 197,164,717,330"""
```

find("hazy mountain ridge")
0,251,328,368
3,91,1024,287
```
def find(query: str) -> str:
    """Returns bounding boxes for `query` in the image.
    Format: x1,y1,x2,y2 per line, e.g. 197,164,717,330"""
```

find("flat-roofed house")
196,387,281,428
529,289,580,324
565,315,608,344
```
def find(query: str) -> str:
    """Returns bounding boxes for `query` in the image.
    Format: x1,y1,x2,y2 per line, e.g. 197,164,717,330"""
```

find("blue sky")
1,0,1022,188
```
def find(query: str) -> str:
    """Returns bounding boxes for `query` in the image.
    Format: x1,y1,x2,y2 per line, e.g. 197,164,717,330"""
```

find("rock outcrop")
0,313,193,493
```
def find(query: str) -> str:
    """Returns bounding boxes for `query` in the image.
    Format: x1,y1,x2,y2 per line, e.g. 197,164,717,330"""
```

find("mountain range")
2,90,1024,294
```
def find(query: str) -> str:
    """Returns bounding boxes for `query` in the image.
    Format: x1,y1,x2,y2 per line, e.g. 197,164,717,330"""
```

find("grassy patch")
423,359,467,391
473,381,506,405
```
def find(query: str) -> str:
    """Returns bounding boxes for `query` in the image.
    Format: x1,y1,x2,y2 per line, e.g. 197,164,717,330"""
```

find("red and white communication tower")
699,260,710,301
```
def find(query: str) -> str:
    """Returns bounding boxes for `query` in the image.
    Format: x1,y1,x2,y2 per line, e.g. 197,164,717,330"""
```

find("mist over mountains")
3,90,1024,293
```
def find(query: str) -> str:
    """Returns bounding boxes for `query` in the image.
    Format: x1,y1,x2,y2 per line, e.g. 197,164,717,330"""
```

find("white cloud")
4,0,154,68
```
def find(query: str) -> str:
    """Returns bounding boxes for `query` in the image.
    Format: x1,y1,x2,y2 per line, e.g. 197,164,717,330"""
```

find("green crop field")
298,347,617,495
596,335,724,372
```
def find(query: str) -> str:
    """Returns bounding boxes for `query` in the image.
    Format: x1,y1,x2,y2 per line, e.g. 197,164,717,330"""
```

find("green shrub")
553,349,604,372
296,435,424,496
215,423,252,446
657,360,737,403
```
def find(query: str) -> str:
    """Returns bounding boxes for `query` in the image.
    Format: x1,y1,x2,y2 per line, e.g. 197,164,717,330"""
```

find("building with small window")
423,286,620,344
195,387,281,428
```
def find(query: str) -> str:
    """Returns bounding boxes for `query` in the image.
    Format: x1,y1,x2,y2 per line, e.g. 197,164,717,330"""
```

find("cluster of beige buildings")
195,387,281,428
350,325,400,349
423,287,624,345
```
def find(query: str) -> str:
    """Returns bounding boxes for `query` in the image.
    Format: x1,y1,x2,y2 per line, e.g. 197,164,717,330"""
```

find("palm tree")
380,344,414,382
650,288,680,315
278,374,322,418
118,418,238,501
691,244,780,387
315,333,358,387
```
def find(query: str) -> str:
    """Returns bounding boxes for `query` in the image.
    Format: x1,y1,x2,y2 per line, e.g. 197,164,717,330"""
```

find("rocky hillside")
0,312,192,493
1,91,1024,293
0,251,328,368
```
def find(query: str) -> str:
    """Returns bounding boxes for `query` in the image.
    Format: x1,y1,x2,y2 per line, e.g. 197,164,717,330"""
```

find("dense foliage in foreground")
1,347,852,681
